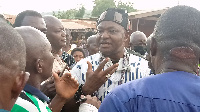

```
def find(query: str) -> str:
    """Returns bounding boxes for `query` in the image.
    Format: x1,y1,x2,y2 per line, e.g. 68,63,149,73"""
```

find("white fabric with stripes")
71,52,150,101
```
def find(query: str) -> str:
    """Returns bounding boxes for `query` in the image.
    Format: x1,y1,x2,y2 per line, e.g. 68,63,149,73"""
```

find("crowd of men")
0,5,200,112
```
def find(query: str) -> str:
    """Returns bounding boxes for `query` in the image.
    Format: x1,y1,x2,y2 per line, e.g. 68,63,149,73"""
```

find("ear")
86,44,89,49
11,72,29,99
150,37,157,56
36,59,43,73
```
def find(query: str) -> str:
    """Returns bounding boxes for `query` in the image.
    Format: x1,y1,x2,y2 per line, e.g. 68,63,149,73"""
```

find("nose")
101,31,109,39
76,57,81,62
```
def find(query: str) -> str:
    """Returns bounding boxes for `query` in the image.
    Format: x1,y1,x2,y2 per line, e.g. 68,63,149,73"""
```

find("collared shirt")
71,50,150,101
11,84,51,112
0,109,10,112
99,71,200,112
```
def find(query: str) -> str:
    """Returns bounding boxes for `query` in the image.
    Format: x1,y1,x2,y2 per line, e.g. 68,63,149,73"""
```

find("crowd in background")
0,5,200,112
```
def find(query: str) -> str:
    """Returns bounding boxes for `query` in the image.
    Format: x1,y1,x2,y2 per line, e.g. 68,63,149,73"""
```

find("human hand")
83,58,119,95
53,72,79,100
80,95,101,109
40,76,56,100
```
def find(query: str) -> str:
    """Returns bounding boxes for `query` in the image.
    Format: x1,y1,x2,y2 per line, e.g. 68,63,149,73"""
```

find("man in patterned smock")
71,8,150,102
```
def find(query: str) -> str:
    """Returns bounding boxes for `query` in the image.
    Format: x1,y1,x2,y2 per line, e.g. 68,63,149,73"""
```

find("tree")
116,1,137,13
92,0,115,17
53,9,77,19
53,6,86,19
75,6,86,19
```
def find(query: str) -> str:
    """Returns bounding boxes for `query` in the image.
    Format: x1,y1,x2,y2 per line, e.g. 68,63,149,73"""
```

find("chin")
101,51,112,57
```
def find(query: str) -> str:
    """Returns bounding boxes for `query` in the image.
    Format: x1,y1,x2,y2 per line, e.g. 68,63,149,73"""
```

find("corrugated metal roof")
61,19,96,30
128,8,168,19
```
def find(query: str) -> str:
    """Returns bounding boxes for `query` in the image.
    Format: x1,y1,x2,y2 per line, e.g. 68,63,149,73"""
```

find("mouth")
100,42,111,47
61,39,66,42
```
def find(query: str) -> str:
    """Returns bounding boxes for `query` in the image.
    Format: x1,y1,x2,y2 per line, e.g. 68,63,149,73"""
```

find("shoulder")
12,91,39,112
109,75,160,103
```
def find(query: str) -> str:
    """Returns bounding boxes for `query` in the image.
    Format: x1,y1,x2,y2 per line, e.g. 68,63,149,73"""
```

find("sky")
0,0,199,15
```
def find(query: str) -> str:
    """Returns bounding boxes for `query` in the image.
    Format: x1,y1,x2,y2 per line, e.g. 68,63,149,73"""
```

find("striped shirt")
11,85,51,112
71,50,150,101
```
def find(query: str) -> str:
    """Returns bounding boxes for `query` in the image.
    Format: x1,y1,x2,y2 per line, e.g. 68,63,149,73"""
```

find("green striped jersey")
11,91,52,112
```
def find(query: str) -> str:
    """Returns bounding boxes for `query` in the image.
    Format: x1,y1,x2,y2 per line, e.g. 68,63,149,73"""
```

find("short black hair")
71,48,86,58
13,10,42,27
153,5,200,58
0,18,26,72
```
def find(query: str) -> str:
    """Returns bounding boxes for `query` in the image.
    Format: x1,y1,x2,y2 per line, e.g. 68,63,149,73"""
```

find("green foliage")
92,0,115,17
117,1,137,13
53,6,85,19
52,1,136,19
75,6,86,19
92,0,136,17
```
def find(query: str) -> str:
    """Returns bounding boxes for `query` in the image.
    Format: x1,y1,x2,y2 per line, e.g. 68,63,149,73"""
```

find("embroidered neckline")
99,49,131,84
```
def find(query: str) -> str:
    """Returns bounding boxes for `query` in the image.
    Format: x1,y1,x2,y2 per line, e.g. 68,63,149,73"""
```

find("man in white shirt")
71,8,150,102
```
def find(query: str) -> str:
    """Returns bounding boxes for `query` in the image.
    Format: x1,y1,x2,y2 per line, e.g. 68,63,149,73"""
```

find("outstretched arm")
49,72,79,112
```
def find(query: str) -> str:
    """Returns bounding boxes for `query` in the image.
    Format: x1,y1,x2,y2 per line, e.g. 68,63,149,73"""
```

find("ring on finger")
106,74,111,78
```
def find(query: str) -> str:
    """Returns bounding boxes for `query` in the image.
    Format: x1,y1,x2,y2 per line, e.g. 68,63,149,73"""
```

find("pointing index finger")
95,58,109,73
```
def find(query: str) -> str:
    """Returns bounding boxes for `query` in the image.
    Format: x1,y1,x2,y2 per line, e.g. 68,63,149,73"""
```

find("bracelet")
74,84,85,102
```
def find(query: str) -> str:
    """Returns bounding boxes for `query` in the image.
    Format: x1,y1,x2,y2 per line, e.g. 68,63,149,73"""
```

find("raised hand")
82,58,119,95
53,72,79,100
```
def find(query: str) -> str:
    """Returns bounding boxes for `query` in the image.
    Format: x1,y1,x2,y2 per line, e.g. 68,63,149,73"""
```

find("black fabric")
97,8,128,30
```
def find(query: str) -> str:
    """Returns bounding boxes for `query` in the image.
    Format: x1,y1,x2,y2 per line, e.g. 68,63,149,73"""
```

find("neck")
62,45,70,53
52,46,62,55
27,73,42,90
103,49,125,62
0,88,15,111
155,60,197,75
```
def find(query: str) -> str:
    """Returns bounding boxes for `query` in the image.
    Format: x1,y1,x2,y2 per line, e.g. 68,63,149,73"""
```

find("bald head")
87,35,97,44
151,5,200,74
43,15,61,28
0,19,26,73
130,31,147,55
87,35,99,55
43,15,66,50
15,26,51,71
130,31,147,46
0,19,27,110
153,5,200,58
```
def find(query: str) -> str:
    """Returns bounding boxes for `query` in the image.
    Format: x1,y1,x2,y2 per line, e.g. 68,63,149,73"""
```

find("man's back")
99,71,200,112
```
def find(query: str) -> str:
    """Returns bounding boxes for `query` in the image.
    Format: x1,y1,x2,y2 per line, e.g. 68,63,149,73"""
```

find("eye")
109,29,117,34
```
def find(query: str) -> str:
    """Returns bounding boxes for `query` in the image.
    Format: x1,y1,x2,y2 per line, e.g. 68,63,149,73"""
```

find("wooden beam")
143,17,159,21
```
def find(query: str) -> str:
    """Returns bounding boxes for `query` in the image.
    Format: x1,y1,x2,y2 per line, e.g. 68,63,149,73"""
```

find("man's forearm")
49,94,68,112
61,98,80,112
